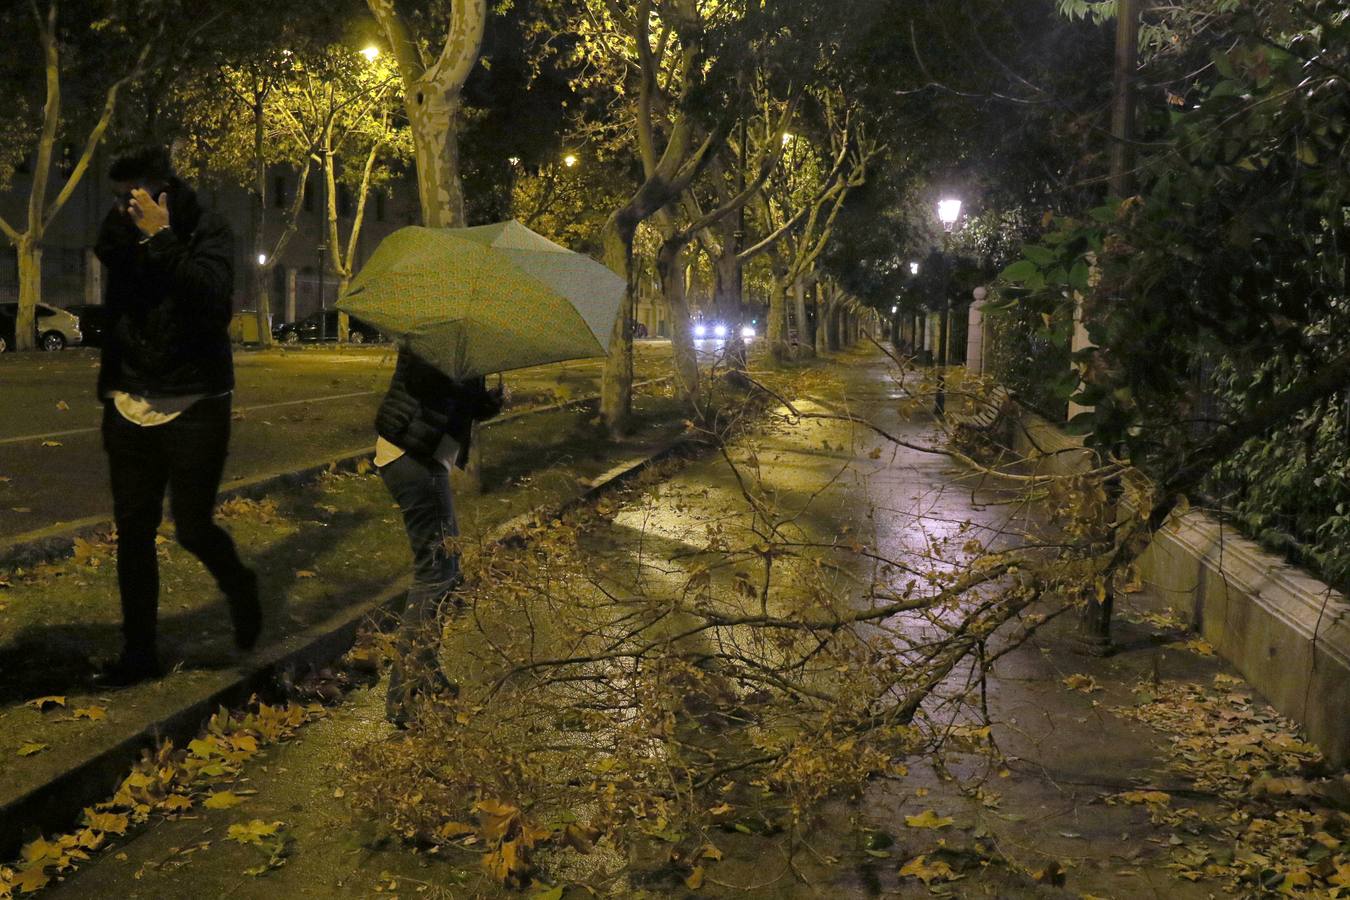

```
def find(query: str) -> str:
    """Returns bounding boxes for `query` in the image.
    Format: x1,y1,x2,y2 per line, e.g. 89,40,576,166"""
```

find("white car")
0,301,83,351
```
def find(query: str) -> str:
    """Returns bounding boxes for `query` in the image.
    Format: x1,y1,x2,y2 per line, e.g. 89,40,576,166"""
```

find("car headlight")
741,325,756,338
713,324,727,338
693,323,706,337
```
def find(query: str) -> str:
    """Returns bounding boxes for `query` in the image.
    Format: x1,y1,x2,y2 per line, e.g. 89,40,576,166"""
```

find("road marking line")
0,390,378,446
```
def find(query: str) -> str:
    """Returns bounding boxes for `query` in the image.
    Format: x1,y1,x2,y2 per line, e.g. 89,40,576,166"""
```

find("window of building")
273,174,287,208
303,177,315,213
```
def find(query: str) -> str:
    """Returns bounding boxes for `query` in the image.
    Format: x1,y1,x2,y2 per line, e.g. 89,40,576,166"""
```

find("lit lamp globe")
937,198,962,233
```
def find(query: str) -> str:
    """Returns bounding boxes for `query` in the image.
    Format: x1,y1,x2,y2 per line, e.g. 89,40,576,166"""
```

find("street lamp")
257,253,267,266
909,261,920,275
563,153,578,168
937,198,963,232
934,197,963,415
360,45,380,62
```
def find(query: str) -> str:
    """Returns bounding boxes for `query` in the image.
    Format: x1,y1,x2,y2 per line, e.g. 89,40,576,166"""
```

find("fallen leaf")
41,440,63,448
899,855,956,885
296,570,317,579
56,400,70,411
203,791,244,809
17,742,49,757
684,865,704,890
226,820,284,845
24,695,67,712
903,809,954,829
1062,674,1101,693
1114,790,1170,806
72,706,107,721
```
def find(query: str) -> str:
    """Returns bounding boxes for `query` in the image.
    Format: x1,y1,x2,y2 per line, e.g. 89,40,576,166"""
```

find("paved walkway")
33,349,1323,898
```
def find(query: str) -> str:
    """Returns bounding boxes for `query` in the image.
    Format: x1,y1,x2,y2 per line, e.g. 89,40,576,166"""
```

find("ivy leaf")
1000,260,1039,283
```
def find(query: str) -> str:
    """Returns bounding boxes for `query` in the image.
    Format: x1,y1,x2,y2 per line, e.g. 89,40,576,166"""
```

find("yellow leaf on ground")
24,695,66,712
437,821,475,840
1061,674,1101,693
296,570,317,579
56,400,69,411
72,707,107,721
41,440,62,448
1114,790,1170,806
684,865,705,890
904,809,954,829
84,810,130,835
226,820,284,845
899,855,956,884
1178,638,1215,656
203,791,244,809
17,742,49,757
11,866,51,894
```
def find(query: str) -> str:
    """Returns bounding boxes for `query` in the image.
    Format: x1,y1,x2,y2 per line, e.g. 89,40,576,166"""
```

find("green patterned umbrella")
337,221,622,378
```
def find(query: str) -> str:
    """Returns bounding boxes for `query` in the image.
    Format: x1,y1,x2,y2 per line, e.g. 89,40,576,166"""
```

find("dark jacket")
375,348,503,469
94,178,235,399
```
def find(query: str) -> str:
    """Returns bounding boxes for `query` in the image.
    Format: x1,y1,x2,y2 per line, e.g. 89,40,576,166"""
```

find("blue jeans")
378,454,460,714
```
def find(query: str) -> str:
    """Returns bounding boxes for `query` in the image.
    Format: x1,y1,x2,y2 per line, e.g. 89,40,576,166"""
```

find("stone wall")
1012,413,1350,766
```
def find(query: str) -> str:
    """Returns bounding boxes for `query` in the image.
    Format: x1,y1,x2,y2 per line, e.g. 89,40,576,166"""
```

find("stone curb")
0,430,698,860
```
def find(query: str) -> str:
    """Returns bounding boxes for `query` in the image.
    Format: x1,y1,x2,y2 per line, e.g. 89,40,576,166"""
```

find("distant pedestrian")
92,144,260,687
374,347,503,727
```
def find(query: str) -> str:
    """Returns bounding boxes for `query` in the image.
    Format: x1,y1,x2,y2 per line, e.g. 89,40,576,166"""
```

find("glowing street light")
563,153,578,168
781,132,794,146
257,253,267,266
361,46,380,62
937,198,963,233
909,261,920,275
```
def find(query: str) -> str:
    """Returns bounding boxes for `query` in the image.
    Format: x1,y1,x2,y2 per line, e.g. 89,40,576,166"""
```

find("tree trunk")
709,237,747,368
15,238,42,351
766,279,792,364
600,211,638,435
657,237,700,407
792,279,813,359
815,289,829,357
409,91,466,228
251,99,273,348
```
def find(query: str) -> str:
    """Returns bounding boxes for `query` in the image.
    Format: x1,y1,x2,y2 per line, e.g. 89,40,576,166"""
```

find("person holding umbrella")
374,348,504,726
337,219,625,725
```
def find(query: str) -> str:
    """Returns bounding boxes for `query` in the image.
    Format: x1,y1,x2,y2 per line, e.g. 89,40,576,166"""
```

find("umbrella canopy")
337,221,623,379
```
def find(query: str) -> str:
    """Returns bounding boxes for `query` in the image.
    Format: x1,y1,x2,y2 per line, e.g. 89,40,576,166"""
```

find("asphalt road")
0,343,675,541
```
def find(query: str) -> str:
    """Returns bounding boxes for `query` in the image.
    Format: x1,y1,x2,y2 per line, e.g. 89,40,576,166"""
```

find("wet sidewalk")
27,349,1346,898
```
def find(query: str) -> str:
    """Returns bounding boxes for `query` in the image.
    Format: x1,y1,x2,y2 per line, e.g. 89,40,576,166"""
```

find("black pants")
102,394,252,660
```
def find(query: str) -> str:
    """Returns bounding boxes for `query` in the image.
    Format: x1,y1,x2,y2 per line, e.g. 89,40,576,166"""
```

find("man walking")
93,145,260,687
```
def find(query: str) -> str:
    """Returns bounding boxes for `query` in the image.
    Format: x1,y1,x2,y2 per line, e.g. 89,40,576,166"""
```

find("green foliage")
993,3,1350,580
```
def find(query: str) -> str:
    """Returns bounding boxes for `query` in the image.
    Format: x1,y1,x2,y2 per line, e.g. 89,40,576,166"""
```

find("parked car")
0,304,13,353
0,301,83,351
272,309,382,345
64,304,110,348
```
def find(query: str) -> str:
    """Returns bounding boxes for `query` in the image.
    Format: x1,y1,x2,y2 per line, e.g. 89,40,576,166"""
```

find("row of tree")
2,0,1152,432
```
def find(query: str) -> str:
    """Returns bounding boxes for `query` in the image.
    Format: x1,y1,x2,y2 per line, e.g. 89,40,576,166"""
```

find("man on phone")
92,144,260,687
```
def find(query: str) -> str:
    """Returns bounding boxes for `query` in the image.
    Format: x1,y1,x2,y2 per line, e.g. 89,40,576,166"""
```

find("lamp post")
933,198,962,415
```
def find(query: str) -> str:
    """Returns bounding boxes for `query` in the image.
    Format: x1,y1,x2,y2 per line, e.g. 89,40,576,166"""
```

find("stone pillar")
966,286,989,375
84,249,103,305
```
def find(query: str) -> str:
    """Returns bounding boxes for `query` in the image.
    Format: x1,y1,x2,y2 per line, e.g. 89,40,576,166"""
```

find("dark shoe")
227,569,262,651
92,652,163,689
